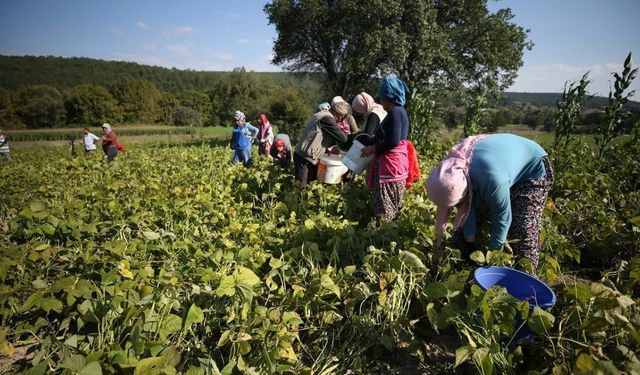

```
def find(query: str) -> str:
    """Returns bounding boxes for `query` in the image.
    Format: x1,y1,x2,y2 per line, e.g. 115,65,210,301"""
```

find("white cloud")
238,38,250,44
509,62,640,95
163,26,194,37
136,21,150,30
107,27,123,34
142,44,157,51
202,48,232,61
166,43,194,56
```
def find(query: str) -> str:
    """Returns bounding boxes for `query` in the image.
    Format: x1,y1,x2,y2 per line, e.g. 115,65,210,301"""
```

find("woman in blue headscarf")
361,75,411,221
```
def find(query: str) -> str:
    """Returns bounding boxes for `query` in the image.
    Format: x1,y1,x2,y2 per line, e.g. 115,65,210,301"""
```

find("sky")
0,0,639,95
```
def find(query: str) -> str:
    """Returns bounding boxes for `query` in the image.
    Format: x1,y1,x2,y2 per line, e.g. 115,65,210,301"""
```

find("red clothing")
103,131,118,147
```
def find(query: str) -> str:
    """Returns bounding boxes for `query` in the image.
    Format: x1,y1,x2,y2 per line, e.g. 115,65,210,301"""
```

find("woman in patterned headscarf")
360,75,411,221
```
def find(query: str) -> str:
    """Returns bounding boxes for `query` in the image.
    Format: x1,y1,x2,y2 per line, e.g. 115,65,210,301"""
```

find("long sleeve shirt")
374,106,408,155
462,134,548,249
231,123,258,150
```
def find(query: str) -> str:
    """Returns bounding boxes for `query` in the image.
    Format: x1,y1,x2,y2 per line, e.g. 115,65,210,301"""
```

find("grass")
6,125,232,146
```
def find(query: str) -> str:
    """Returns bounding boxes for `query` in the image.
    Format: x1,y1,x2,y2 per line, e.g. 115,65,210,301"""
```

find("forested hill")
501,92,640,110
1,55,638,109
0,55,321,92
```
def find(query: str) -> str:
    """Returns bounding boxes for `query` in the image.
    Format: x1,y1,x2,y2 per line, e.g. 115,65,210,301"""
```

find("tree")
269,85,312,141
110,77,162,123
65,84,121,126
14,85,66,128
265,0,531,98
177,90,212,123
208,68,281,126
158,92,179,125
172,106,202,127
0,88,24,129
443,106,466,129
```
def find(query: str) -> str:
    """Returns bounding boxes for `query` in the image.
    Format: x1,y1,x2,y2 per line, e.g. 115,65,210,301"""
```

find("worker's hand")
361,145,376,157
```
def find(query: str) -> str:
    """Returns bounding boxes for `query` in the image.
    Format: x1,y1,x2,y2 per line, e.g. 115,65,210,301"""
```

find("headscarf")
377,75,410,106
318,102,330,112
274,138,285,150
234,110,246,121
257,113,272,139
352,92,387,123
425,135,488,244
331,96,346,106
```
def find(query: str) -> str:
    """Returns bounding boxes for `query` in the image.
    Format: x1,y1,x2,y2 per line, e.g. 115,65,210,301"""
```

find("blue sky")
0,0,639,95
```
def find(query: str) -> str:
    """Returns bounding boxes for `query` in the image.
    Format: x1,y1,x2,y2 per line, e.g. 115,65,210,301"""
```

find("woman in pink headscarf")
352,92,387,136
425,134,553,272
256,113,274,156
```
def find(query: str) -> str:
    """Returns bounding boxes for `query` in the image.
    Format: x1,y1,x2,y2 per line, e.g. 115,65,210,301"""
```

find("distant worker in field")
360,75,414,222
352,92,387,136
293,101,349,189
270,134,292,167
82,128,100,154
101,123,119,163
256,113,274,157
230,110,258,168
0,129,10,161
425,133,554,272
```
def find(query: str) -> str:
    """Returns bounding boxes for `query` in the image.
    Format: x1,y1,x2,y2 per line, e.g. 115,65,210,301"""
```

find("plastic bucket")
317,154,348,184
342,134,374,174
474,266,556,344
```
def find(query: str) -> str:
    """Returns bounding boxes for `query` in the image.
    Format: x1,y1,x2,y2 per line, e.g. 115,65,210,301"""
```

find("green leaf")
37,223,56,235
159,314,182,340
184,304,204,330
455,346,473,367
134,356,171,375
472,347,493,375
215,276,235,297
470,250,485,263
320,274,341,298
30,201,46,212
62,354,86,371
79,361,103,375
527,306,555,334
398,250,427,273
40,298,63,313
221,359,236,375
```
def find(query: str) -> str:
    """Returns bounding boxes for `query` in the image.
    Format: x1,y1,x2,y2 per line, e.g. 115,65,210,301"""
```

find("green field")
0,134,638,374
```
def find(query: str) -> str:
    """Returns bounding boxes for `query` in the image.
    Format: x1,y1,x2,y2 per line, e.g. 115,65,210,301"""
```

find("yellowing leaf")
215,275,236,297
217,330,231,348
235,267,260,287
142,231,161,240
1,340,15,356
320,274,341,298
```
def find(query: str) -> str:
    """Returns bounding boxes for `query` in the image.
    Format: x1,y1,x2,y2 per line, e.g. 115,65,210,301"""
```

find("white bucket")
317,154,348,184
342,134,374,174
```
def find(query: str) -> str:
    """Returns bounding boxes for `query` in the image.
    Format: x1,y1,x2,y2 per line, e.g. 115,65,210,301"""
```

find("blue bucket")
474,266,556,344
474,266,556,308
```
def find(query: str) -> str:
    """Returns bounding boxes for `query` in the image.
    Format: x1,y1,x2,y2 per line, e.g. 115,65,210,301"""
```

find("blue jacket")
231,123,258,150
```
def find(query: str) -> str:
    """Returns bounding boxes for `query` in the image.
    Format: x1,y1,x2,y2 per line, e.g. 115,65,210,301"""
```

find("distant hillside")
501,92,640,110
1,55,639,110
0,55,322,92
